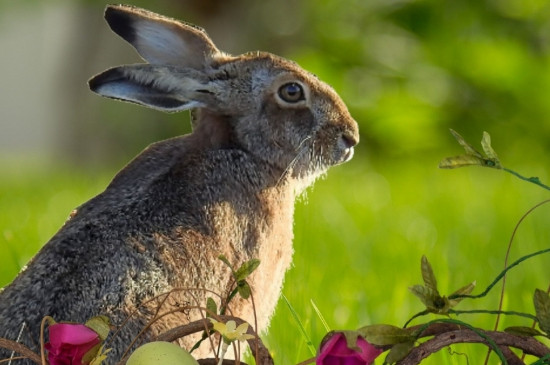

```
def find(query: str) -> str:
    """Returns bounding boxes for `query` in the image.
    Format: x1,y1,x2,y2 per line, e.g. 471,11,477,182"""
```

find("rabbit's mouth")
332,131,358,165
330,145,354,166
282,136,355,187
342,145,355,163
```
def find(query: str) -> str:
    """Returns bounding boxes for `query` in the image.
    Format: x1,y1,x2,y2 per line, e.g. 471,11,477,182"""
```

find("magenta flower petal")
45,323,101,365
356,336,384,364
49,324,100,346
317,332,383,365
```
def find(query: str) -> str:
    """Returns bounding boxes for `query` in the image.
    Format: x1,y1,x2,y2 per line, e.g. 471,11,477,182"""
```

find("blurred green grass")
2,144,549,364
0,161,117,283
264,151,550,364
2,1,550,363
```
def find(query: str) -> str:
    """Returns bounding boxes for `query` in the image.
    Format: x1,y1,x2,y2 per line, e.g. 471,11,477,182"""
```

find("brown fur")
0,5,359,363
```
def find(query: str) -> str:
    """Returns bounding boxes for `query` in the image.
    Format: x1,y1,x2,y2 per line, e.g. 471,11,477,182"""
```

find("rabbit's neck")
103,147,299,351
142,180,295,333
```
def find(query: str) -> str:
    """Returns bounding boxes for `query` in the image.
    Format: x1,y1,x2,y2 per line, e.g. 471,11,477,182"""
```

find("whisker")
296,135,312,151
276,136,313,187
276,147,307,187
8,322,26,365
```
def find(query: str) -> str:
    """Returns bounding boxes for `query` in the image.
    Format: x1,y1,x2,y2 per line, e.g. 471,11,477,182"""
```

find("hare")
0,4,358,363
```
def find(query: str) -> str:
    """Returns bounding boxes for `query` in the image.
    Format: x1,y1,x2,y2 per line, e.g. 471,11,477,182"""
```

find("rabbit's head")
89,5,359,185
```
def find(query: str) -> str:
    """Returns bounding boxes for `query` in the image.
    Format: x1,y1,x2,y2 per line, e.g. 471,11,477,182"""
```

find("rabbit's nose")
341,132,359,149
339,131,358,163
340,115,360,148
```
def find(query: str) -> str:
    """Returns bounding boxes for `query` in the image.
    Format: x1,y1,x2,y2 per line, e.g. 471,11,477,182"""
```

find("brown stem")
497,346,524,365
154,316,274,365
295,357,316,365
248,290,259,364
0,338,42,364
197,360,248,365
489,200,550,365
109,287,225,350
397,324,550,364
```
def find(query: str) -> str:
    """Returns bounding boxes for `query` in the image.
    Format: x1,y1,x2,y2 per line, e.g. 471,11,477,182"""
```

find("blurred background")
1,0,550,363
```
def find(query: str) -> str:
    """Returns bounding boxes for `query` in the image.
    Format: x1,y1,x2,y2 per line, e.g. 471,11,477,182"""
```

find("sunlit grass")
266,153,550,364
1,151,549,364
0,161,115,285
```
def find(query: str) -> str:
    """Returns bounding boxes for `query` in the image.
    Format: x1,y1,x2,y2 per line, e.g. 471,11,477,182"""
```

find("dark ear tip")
104,5,136,43
88,73,105,93
88,74,101,92
88,68,123,92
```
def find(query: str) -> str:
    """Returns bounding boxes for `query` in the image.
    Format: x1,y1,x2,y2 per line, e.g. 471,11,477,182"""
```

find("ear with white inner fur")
104,4,221,68
88,64,217,113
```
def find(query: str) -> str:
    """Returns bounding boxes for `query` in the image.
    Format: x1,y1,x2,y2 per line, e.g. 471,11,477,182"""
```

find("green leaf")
450,281,476,298
237,281,251,299
504,326,544,337
89,345,111,365
448,281,476,308
432,296,451,314
481,131,502,168
481,132,496,159
81,343,102,365
358,324,415,346
85,316,110,341
218,254,234,272
409,286,451,314
534,289,550,334
440,130,501,169
439,155,488,169
385,341,415,364
311,299,331,332
342,331,361,352
409,256,449,313
450,129,483,158
409,285,437,308
421,256,438,292
206,297,217,317
234,259,261,282
282,294,316,356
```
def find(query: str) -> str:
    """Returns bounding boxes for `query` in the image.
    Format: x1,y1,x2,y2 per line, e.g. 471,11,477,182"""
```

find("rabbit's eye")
278,82,305,103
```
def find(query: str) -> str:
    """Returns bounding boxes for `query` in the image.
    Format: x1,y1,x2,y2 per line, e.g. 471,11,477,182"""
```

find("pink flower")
45,323,101,365
317,332,383,365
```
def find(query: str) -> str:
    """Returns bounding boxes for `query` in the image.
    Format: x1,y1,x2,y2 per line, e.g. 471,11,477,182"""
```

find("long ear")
88,64,217,113
104,5,222,68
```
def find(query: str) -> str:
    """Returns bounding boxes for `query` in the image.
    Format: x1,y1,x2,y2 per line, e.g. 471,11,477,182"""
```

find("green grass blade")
282,294,316,356
310,299,331,332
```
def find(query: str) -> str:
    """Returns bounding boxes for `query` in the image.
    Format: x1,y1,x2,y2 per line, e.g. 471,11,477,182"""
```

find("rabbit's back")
0,135,295,360
1,4,359,362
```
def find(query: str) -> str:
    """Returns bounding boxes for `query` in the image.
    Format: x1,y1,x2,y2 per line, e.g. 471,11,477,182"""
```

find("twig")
448,247,550,301
295,357,316,365
494,200,550,329
487,199,550,365
108,287,225,350
403,310,429,328
154,316,274,365
503,168,550,192
497,346,524,365
248,289,259,365
399,323,550,365
399,329,549,364
0,339,42,365
449,309,538,322
39,316,54,365
197,360,246,365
